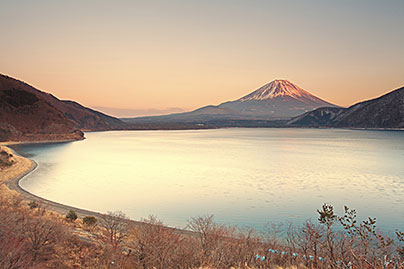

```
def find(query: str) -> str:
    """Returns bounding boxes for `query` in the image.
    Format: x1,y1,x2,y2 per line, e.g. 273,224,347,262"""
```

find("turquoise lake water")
14,128,404,231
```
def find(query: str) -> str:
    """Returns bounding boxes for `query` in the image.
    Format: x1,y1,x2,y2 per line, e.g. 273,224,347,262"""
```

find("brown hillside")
0,74,126,134
0,76,83,141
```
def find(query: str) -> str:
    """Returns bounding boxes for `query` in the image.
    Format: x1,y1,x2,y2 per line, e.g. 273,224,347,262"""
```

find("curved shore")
0,144,194,235
1,144,110,219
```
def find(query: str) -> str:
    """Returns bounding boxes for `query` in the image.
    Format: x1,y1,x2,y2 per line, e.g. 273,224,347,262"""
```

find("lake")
13,128,404,231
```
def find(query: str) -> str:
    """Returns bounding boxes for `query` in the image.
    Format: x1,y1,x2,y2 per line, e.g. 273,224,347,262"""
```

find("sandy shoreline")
1,144,108,219
0,142,194,235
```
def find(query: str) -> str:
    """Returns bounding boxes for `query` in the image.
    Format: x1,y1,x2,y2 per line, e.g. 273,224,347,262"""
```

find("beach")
0,143,194,236
0,144,106,219
0,145,36,199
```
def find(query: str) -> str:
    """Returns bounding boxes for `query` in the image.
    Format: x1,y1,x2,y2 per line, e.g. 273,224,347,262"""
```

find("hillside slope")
0,74,126,141
288,86,404,128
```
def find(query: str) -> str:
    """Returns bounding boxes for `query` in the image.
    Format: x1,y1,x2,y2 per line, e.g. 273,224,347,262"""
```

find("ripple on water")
14,129,404,231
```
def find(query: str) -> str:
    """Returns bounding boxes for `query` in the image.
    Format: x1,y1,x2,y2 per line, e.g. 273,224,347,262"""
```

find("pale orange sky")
1,1,403,117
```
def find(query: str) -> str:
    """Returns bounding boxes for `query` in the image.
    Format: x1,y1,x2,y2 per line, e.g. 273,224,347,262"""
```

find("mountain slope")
286,107,346,127
127,80,336,124
0,76,82,141
288,86,404,128
0,74,126,131
58,100,126,131
0,74,126,141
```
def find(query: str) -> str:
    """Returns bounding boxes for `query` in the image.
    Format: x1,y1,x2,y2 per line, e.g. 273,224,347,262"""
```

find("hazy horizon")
92,105,188,118
1,0,404,116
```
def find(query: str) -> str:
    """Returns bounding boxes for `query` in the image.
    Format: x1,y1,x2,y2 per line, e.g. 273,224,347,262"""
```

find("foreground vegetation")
1,195,404,269
0,149,14,167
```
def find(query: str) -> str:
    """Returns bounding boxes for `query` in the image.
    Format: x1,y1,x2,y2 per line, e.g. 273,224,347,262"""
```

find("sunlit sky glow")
1,0,403,117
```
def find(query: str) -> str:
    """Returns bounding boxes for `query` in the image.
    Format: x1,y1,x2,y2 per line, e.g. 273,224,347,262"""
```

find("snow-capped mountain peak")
239,79,321,103
132,79,337,122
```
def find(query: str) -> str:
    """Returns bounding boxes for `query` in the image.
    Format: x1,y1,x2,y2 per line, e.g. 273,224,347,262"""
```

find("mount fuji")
210,79,336,119
126,80,337,125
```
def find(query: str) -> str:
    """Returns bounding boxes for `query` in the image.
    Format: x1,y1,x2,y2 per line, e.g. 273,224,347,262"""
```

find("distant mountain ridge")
126,80,337,124
288,85,404,128
0,74,126,141
2,73,402,137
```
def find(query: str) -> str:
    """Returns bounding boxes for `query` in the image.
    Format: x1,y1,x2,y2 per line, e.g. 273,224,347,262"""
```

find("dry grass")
0,146,34,183
1,145,404,268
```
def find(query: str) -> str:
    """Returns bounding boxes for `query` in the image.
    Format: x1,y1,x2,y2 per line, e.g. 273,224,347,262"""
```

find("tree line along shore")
1,144,404,268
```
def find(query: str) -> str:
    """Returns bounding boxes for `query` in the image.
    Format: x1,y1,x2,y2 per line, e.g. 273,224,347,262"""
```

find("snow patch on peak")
238,80,325,104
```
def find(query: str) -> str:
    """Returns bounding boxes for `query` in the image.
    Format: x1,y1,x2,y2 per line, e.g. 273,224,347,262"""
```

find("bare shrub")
22,215,65,264
2,192,404,268
100,210,129,247
186,215,267,268
28,200,39,209
129,215,183,268
65,209,78,222
0,206,30,268
83,215,97,226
